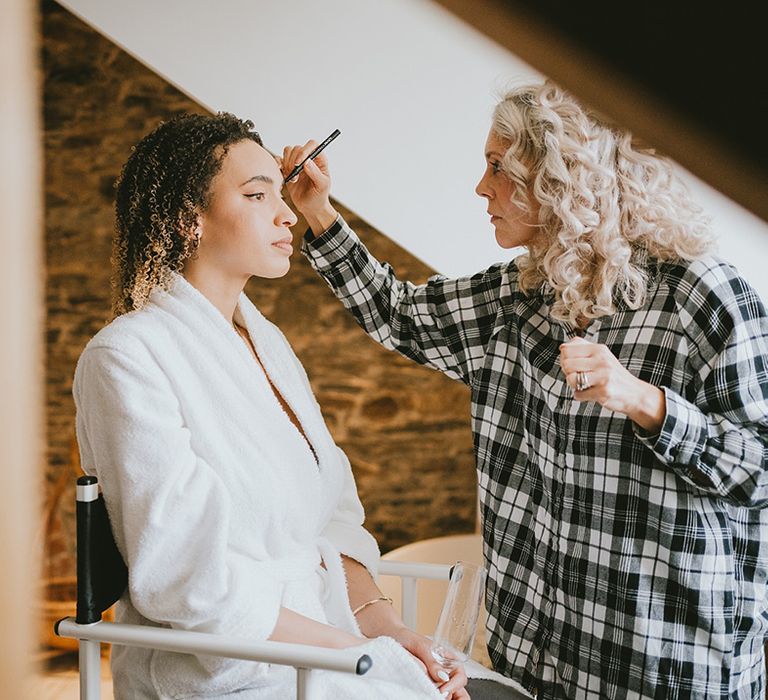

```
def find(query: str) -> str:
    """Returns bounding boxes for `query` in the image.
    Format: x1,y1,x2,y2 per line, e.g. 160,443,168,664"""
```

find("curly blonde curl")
492,80,715,324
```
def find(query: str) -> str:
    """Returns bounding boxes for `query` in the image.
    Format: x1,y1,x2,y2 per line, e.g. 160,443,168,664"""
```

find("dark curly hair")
112,112,263,315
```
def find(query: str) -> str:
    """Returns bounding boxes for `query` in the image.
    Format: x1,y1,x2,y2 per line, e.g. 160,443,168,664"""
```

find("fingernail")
437,670,450,681
441,692,449,699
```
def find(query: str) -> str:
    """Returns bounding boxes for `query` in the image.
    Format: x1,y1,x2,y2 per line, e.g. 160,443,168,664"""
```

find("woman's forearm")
269,606,363,648
341,555,407,637
626,379,666,434
304,204,339,237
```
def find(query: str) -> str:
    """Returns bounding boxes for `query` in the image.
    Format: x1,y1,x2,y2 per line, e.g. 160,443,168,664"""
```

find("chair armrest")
376,561,452,629
54,618,371,675
377,561,452,581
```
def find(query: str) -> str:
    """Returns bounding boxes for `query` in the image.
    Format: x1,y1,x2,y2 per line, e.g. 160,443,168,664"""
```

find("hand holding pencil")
282,132,340,236
283,129,340,183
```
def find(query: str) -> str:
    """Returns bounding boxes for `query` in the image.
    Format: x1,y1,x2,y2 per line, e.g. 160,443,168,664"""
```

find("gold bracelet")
352,596,393,616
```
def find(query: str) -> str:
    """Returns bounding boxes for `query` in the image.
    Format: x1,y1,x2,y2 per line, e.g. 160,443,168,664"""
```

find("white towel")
298,636,447,700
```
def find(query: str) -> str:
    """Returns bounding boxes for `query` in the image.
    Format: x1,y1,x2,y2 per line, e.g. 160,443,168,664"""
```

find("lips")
272,236,293,253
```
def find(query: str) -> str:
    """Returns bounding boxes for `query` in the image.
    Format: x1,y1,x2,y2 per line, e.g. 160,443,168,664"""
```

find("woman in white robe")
73,112,471,699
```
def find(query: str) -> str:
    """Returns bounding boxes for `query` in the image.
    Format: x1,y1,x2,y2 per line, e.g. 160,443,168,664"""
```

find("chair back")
75,475,128,624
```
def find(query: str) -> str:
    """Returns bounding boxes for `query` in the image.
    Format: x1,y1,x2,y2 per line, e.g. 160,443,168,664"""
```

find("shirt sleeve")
634,262,768,508
302,216,514,386
73,344,284,644
319,447,381,578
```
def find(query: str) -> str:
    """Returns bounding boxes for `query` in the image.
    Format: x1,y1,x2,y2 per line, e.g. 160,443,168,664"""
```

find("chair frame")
54,477,452,700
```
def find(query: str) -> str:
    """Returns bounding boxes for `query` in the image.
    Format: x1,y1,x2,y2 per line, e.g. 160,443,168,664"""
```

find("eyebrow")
485,151,504,160
239,174,274,187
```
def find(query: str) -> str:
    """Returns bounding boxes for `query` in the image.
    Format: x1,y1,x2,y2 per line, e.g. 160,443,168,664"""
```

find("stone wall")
41,0,477,579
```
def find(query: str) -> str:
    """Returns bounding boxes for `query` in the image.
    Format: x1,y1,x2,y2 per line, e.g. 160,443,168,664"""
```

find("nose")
279,199,298,227
475,170,491,199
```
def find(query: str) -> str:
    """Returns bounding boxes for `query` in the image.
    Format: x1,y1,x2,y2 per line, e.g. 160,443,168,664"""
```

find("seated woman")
72,113,473,699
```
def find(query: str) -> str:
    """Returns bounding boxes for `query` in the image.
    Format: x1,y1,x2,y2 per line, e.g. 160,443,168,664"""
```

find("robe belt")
248,540,359,633
254,550,322,583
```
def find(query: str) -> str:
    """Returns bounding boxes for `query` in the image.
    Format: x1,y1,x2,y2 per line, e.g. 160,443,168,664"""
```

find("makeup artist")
284,79,768,700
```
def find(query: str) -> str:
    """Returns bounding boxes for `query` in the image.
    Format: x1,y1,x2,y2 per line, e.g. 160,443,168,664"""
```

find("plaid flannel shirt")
303,217,768,699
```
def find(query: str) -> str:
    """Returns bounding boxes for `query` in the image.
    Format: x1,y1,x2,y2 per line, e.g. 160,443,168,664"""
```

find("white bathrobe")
73,274,444,700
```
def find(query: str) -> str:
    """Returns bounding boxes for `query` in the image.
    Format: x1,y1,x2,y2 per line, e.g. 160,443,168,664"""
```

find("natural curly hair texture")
492,80,716,324
112,112,263,316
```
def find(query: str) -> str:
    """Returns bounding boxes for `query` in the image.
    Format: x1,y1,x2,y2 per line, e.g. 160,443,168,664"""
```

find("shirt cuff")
633,386,710,477
301,215,361,269
303,215,343,243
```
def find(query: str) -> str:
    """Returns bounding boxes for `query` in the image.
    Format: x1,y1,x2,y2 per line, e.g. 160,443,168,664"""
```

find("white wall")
59,0,768,302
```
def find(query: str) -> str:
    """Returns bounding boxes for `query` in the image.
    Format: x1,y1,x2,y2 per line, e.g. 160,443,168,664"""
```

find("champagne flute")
430,561,486,673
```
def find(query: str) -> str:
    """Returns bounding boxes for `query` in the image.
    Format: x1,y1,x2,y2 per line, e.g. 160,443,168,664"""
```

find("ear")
178,211,203,243
190,214,203,243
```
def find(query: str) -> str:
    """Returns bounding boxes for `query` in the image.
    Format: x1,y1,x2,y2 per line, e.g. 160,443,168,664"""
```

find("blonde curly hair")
112,112,262,316
492,80,715,324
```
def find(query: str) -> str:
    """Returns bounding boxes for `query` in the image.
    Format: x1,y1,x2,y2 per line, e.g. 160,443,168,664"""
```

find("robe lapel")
235,293,334,472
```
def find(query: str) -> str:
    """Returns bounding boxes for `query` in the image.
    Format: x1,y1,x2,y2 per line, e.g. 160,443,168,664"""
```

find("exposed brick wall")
42,0,477,578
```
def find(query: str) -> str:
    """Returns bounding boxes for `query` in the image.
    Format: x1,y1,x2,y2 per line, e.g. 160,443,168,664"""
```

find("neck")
181,266,248,325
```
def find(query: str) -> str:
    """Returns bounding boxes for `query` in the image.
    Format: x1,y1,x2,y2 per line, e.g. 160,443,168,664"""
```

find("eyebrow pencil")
283,129,341,184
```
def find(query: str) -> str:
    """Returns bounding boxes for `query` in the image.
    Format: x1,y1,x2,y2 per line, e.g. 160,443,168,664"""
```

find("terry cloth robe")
73,273,446,700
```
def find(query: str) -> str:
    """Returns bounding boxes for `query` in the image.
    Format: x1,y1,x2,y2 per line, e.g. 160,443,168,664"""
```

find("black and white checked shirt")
303,217,768,699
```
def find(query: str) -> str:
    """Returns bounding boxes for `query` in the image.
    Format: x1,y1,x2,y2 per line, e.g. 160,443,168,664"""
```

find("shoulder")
74,305,169,386
83,305,166,356
659,256,764,313
481,258,521,288
472,258,520,285
429,259,520,300
657,255,767,344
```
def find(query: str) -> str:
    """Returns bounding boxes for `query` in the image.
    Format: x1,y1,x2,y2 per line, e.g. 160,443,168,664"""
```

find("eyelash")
490,161,502,175
245,192,265,201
